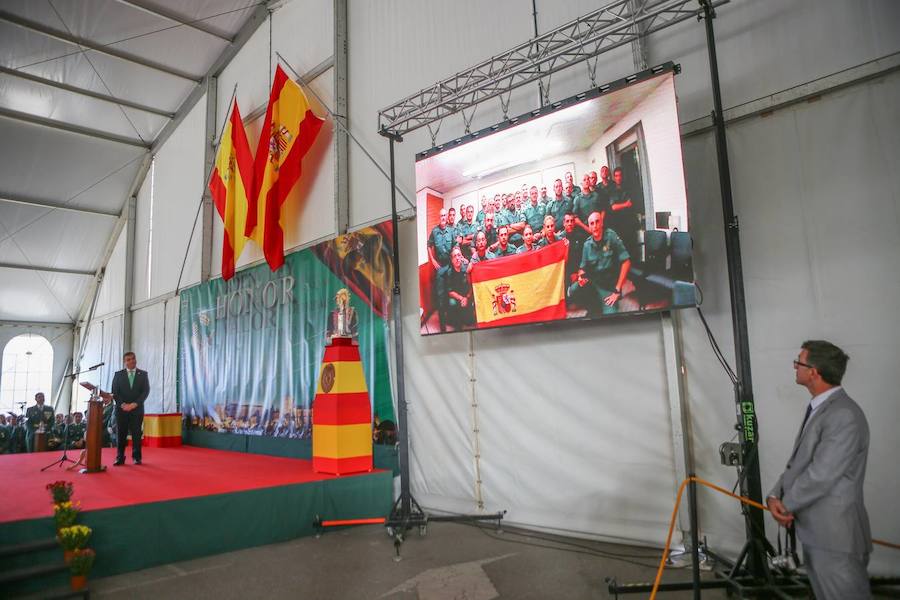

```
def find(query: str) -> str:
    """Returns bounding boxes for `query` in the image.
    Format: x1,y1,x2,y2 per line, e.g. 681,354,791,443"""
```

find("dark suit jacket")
769,388,871,554
111,369,150,413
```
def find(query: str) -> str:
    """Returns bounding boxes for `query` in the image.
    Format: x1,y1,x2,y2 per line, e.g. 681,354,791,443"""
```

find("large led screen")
415,66,695,335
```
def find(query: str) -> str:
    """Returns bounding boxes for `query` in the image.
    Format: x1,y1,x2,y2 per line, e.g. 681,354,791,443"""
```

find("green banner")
178,222,395,438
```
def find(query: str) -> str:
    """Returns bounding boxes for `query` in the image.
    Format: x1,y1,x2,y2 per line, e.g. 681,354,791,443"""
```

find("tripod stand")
41,420,76,471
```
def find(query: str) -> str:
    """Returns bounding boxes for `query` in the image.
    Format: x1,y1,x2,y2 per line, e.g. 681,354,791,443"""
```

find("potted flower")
46,480,74,504
53,501,80,531
68,548,95,591
57,525,92,563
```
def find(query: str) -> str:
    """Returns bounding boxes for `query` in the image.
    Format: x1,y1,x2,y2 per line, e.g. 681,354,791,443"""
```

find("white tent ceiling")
0,0,264,324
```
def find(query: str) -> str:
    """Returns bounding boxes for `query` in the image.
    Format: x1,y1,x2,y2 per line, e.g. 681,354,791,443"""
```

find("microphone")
88,362,105,370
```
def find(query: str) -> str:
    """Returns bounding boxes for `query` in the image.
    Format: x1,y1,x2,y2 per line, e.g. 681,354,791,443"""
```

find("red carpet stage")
0,445,393,594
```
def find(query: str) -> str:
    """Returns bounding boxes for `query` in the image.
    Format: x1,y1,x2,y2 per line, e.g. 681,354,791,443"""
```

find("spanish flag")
469,241,568,327
208,99,254,281
247,65,325,271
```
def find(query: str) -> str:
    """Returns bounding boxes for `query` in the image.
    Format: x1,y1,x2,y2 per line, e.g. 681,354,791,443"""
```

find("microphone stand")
41,364,101,471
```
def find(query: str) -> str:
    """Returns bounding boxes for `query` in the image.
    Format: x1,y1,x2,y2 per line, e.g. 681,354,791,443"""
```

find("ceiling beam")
110,0,232,43
0,194,121,217
0,106,150,148
0,319,73,327
0,10,201,83
0,65,174,118
0,262,95,276
150,3,269,153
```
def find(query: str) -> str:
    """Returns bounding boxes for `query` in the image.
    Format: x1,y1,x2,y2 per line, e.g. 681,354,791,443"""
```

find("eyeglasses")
793,359,814,369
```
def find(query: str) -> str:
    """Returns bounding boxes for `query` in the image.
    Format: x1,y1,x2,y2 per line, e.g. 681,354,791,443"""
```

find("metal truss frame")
378,0,727,136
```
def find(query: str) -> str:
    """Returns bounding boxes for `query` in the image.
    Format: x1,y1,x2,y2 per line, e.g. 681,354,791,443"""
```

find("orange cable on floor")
650,476,898,599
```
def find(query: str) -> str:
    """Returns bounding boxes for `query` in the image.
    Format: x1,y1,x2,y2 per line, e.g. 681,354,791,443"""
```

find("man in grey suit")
767,340,871,599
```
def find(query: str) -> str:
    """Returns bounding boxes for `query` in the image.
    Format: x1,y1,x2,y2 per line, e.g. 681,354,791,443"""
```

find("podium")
312,337,373,475
81,398,106,474
35,429,48,452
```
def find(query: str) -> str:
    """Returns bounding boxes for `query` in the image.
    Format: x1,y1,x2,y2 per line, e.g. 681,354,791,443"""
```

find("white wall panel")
131,299,178,414
93,227,126,319
681,72,900,574
149,98,206,297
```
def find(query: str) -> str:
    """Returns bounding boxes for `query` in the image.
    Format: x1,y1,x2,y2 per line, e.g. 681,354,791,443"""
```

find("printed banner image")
415,69,697,335
178,222,395,438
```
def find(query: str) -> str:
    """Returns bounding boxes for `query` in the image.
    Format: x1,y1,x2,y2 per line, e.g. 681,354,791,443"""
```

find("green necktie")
128,371,135,387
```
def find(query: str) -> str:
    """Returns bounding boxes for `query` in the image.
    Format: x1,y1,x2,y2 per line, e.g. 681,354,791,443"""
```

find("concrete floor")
81,522,731,599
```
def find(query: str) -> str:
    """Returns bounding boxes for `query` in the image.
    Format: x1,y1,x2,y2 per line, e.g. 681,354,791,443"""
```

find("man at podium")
105,352,150,465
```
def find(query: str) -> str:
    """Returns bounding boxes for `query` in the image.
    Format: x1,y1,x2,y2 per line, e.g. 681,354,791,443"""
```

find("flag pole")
174,84,238,294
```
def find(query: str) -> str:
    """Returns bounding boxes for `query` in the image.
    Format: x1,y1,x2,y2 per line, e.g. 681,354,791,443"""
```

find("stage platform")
0,446,393,595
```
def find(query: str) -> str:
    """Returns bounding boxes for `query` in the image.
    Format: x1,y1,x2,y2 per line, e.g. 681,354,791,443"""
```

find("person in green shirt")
524,186,547,233
440,246,475,331
516,225,537,254
0,414,10,454
564,171,581,197
24,392,54,452
479,212,498,248
67,412,87,450
488,225,517,258
573,172,601,231
427,209,455,270
7,414,26,453
545,179,570,233
469,230,491,266
568,211,631,315
536,215,562,248
48,413,65,450
455,205,478,257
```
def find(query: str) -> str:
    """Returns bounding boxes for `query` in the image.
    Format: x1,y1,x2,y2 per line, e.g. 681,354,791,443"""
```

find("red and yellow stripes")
143,413,182,448
247,65,325,271
468,241,568,327
312,338,372,475
209,100,254,281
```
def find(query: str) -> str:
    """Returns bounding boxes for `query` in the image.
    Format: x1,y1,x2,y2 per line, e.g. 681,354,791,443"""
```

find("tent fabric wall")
131,299,179,414
680,71,900,574
101,0,900,575
72,315,122,413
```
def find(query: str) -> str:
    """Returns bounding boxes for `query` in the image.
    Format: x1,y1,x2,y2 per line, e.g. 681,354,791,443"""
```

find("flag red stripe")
468,240,568,283
247,65,290,235
262,109,325,270
475,298,567,328
209,168,227,220
230,103,254,196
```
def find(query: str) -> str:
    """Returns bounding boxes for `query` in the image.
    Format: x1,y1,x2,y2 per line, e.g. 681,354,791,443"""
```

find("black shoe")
113,458,125,466
133,459,142,465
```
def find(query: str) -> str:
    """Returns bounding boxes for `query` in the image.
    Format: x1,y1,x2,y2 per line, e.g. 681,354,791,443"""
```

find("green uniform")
25,404,54,452
536,231,565,248
440,263,475,330
515,244,536,254
568,228,630,315
475,210,486,227
488,244,517,259
9,424,26,453
478,225,498,248
455,219,478,254
469,251,491,265
48,421,66,449
545,196,571,232
427,225,455,267
573,190,602,224
0,424,10,454
66,422,87,449
524,203,547,233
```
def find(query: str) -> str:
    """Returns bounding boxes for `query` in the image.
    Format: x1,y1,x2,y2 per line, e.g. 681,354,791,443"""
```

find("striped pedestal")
312,337,373,475
144,413,183,447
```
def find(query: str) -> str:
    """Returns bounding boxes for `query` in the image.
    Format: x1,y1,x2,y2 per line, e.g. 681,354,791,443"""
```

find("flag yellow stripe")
213,118,252,260
251,78,313,243
312,424,372,458
316,361,368,394
472,260,565,323
144,415,182,437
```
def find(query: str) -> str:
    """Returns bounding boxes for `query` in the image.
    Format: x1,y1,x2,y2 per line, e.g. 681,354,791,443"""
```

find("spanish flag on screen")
469,241,568,328
247,64,325,271
208,100,254,281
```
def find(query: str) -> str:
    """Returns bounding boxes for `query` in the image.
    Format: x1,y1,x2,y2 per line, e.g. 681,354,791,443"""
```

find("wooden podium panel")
35,430,48,452
81,399,106,474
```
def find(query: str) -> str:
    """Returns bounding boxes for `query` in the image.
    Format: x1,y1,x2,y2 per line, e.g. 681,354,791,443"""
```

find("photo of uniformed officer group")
415,71,696,335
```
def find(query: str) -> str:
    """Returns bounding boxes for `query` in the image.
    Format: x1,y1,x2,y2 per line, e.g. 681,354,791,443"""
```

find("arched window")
1,334,54,417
